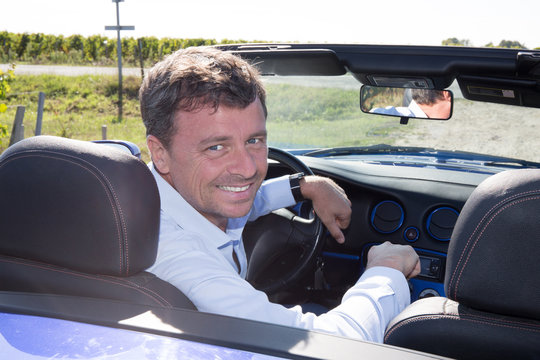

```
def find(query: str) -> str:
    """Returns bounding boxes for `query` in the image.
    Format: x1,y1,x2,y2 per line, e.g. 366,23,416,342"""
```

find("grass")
265,83,415,148
0,74,416,162
0,74,148,158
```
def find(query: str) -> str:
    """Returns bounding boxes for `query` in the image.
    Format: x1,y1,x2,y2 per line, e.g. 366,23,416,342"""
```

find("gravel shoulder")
394,99,540,163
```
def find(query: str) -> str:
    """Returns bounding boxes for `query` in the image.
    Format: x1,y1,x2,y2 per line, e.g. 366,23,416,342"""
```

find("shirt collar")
149,162,247,248
408,100,428,118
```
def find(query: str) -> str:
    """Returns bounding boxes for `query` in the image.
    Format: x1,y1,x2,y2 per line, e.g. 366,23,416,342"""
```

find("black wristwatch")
289,172,305,203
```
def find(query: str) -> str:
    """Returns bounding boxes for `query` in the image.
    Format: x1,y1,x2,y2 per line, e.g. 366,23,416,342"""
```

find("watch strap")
289,172,305,203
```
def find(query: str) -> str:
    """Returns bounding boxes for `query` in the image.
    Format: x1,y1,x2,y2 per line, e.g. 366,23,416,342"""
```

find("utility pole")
105,0,134,122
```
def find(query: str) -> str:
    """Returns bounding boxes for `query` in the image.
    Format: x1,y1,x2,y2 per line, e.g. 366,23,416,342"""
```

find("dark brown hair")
139,47,267,149
411,89,447,105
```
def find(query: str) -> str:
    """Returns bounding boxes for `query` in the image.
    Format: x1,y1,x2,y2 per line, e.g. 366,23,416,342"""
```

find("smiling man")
148,100,268,231
140,46,420,343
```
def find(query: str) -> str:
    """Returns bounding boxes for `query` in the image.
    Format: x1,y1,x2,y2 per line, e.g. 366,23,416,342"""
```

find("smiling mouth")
218,185,250,192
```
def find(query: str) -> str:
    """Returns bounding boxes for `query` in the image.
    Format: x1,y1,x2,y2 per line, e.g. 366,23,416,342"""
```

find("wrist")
289,172,305,203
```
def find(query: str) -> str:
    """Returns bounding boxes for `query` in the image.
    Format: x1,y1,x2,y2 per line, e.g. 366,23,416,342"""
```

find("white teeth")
219,185,249,192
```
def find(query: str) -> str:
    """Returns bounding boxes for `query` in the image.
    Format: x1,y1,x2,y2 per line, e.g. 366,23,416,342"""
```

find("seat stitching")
1,151,129,274
385,313,540,342
0,257,172,307
449,191,540,297
449,189,540,290
452,194,540,296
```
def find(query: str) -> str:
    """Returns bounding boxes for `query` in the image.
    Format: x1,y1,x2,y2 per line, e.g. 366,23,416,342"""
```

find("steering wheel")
242,147,325,295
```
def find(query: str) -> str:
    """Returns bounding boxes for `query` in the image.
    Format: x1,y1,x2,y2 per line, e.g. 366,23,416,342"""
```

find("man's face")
149,99,268,230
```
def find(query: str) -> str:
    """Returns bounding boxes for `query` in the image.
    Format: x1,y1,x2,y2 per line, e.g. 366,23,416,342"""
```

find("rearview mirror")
360,85,453,120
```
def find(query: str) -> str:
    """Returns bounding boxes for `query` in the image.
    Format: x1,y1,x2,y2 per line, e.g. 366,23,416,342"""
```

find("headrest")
0,136,160,276
445,169,540,320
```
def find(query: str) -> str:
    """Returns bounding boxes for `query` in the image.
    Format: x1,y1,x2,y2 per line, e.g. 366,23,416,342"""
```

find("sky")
2,0,540,49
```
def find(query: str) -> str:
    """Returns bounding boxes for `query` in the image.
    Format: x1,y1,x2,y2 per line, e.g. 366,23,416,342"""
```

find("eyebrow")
199,130,267,147
250,130,268,139
199,135,231,147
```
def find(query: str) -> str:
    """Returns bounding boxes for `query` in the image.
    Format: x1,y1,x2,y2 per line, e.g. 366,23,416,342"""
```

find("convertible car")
1,44,539,359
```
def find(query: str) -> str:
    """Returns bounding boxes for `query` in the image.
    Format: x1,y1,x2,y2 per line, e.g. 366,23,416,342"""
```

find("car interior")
1,43,540,359
0,134,444,360
221,44,540,359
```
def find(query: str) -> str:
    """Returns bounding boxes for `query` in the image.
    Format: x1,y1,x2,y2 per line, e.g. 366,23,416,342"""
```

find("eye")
208,144,224,151
247,137,266,145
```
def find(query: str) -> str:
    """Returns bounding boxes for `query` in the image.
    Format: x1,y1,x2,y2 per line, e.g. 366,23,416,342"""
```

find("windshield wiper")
302,144,437,157
301,145,540,169
483,160,540,169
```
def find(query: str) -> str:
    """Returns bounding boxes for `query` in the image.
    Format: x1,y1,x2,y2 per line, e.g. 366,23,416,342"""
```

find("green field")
0,74,414,162
0,74,151,160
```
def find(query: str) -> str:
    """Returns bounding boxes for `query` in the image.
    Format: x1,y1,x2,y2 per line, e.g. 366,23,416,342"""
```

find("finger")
407,259,421,279
335,203,352,227
326,222,345,244
336,213,351,229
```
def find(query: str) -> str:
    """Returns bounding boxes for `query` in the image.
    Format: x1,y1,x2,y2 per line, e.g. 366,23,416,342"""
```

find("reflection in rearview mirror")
360,86,453,120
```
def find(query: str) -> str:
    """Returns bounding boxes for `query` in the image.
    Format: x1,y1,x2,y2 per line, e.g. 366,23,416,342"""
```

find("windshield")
263,75,540,163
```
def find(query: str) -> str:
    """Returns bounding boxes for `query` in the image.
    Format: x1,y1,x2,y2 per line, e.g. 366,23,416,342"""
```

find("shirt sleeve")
149,219,411,343
248,175,296,221
316,266,411,343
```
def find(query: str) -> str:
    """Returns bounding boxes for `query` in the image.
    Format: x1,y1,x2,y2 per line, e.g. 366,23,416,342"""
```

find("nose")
228,146,258,179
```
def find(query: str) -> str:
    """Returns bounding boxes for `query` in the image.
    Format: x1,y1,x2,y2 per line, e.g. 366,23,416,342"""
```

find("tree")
485,40,527,49
442,38,471,47
499,40,526,49
16,33,30,58
67,34,84,52
27,33,45,59
84,35,109,62
0,31,16,61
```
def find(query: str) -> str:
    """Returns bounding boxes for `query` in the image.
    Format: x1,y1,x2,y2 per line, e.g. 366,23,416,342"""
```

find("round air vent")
371,200,404,234
426,207,459,241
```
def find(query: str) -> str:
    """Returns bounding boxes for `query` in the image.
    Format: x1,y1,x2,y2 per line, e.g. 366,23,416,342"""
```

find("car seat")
0,135,195,309
384,169,540,359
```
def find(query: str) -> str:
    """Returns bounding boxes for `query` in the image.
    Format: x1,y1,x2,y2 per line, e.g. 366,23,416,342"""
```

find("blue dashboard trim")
322,252,360,261
426,207,460,241
409,278,446,298
370,200,405,234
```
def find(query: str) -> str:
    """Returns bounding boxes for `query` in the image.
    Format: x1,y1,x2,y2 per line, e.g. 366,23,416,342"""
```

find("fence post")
9,106,25,146
35,91,45,135
102,125,107,140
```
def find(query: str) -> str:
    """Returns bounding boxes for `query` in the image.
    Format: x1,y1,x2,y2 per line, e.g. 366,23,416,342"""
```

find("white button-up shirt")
146,163,411,343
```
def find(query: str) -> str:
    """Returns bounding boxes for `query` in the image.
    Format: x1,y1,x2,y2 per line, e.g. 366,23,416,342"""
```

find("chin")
225,206,252,219
221,200,254,219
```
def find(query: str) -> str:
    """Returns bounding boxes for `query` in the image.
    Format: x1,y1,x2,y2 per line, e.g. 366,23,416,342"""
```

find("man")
409,89,452,119
372,89,452,119
140,46,420,343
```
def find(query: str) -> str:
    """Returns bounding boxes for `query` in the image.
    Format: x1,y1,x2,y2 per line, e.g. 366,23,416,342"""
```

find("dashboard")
266,155,492,306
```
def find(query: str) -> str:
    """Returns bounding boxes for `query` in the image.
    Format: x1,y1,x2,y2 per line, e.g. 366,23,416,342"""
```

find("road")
0,64,145,77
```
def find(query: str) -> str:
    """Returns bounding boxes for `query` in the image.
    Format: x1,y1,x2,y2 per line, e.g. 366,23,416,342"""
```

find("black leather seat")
0,135,195,309
384,169,540,359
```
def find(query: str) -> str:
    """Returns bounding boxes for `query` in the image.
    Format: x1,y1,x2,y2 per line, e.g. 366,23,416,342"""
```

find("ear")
147,135,170,174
